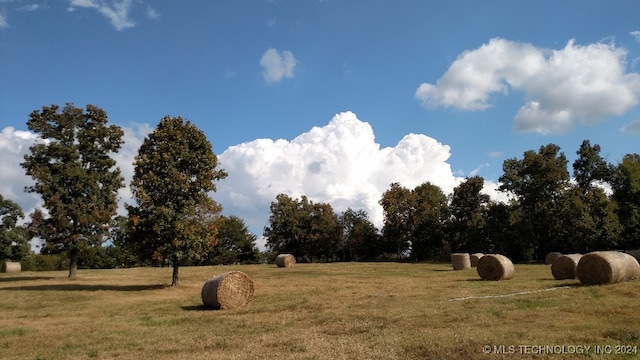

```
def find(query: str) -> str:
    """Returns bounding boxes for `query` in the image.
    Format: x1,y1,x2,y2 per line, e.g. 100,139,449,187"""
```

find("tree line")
1,104,639,286
264,142,639,263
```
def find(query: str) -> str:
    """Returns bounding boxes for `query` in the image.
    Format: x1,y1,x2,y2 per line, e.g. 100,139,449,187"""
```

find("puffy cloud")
416,38,640,134
260,48,298,83
0,12,8,28
68,0,135,31
631,31,640,43
0,127,42,215
216,112,463,233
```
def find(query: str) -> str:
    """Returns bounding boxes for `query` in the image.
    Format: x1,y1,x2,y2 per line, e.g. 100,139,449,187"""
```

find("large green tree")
21,104,124,278
410,182,449,261
208,215,260,265
264,194,342,262
339,208,380,261
379,183,414,258
499,144,570,261
0,195,30,262
610,153,640,248
448,176,489,253
127,116,227,286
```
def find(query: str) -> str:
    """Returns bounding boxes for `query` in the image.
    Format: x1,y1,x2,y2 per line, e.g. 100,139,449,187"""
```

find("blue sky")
1,0,640,247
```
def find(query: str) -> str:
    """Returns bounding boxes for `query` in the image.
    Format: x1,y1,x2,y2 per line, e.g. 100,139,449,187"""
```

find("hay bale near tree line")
470,253,484,267
477,254,514,281
276,254,296,268
1,262,21,273
577,251,640,285
201,271,254,310
551,254,582,280
545,252,563,265
451,253,471,270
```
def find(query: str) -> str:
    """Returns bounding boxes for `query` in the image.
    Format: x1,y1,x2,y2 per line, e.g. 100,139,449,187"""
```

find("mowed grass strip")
0,262,639,360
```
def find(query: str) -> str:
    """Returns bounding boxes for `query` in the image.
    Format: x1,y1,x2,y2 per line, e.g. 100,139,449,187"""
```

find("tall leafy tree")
339,208,380,261
379,183,414,257
448,176,489,253
126,116,227,286
410,181,449,261
21,104,124,278
0,195,30,262
573,140,610,193
209,215,260,265
499,144,570,261
610,153,640,248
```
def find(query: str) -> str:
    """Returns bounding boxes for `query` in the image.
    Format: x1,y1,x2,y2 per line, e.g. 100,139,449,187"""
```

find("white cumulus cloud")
260,48,298,83
216,111,464,234
416,38,640,134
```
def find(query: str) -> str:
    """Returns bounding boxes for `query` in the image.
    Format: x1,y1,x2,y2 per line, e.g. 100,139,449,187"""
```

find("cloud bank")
216,111,463,232
416,38,640,134
260,48,298,83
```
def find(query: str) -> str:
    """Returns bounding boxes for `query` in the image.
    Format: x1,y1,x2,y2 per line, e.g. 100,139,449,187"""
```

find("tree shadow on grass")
0,276,55,283
181,305,210,312
0,284,167,291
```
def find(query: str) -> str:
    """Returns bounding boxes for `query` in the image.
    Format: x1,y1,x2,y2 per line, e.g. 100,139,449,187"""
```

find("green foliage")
126,116,227,286
20,104,124,278
264,194,343,262
339,208,380,261
499,144,570,260
0,194,31,262
448,176,490,253
611,154,640,248
207,215,260,265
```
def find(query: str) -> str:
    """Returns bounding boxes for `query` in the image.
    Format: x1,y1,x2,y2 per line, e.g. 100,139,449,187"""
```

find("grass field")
1,262,639,360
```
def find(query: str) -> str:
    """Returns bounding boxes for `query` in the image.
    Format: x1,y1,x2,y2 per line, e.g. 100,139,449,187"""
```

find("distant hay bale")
551,254,582,280
275,254,296,268
451,253,471,270
577,251,640,285
470,253,484,267
477,254,514,281
201,271,254,310
1,262,21,273
545,252,563,265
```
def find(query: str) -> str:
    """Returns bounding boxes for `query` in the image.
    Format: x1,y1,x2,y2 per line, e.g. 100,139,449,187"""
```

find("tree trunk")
68,249,78,279
171,263,179,287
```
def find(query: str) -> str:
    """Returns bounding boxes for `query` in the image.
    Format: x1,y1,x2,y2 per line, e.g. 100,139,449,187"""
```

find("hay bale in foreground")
451,253,471,270
276,254,296,268
477,254,514,281
1,262,21,273
470,253,484,267
577,251,640,285
545,252,563,265
201,271,254,310
551,254,582,280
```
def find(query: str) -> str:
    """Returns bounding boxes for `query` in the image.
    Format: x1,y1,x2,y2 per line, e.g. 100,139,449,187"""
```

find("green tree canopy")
208,215,260,265
448,176,490,253
0,194,30,262
21,104,124,278
126,116,227,286
610,153,640,248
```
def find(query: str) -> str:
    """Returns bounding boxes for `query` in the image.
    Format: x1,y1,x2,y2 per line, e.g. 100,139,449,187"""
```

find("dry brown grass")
1,263,639,359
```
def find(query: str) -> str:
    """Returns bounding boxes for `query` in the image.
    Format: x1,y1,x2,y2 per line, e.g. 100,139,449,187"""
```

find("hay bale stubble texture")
201,271,254,310
470,253,484,267
451,253,471,270
545,252,563,265
1,262,21,273
577,251,640,285
477,254,515,281
276,254,296,268
551,254,582,280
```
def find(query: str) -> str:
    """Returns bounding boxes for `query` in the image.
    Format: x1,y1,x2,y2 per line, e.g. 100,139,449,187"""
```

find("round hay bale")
577,251,640,285
451,253,471,270
275,254,296,268
1,262,21,273
201,271,254,309
470,253,484,267
551,254,582,280
477,254,514,281
545,252,563,265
